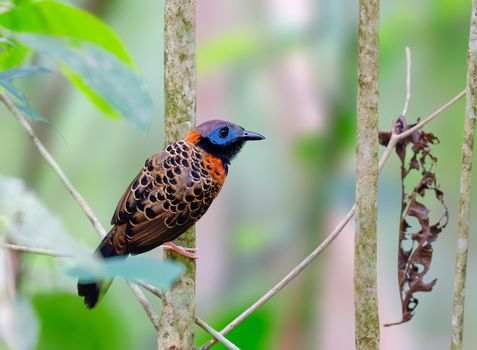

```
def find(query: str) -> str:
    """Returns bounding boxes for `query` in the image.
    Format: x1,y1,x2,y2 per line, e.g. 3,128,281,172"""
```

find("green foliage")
0,39,29,70
0,0,153,129
68,256,184,290
0,1,132,64
32,293,131,350
15,34,153,129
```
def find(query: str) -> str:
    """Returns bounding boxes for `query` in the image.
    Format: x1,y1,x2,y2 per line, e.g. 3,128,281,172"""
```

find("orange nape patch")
203,153,226,185
184,131,201,144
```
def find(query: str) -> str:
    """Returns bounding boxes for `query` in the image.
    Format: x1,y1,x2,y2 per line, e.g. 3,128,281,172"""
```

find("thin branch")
402,47,412,117
1,243,70,257
0,92,107,239
0,91,160,328
200,89,466,349
195,317,240,350
128,282,160,330
450,2,477,348
379,90,466,172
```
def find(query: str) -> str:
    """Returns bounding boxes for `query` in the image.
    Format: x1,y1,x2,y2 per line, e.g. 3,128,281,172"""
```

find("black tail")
77,232,118,308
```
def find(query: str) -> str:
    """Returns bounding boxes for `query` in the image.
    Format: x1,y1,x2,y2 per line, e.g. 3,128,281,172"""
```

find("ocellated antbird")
77,120,264,308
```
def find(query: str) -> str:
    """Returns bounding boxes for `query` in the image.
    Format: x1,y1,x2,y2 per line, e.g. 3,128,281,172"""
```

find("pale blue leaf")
67,256,184,290
0,65,50,81
0,81,45,121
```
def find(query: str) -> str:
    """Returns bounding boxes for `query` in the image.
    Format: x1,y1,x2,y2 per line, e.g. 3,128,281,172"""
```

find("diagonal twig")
196,317,240,350
0,91,160,330
200,83,466,349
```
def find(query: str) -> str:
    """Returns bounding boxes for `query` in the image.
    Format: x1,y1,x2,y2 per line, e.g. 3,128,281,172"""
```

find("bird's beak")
242,130,265,141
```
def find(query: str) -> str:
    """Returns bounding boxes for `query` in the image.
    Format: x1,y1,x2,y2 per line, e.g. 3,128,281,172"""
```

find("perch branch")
0,91,160,329
200,85,465,349
450,1,477,348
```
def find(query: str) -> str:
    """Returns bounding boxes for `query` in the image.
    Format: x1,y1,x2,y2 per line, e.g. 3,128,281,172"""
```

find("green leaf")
67,256,184,290
16,34,153,129
63,68,120,120
0,39,30,70
0,0,133,65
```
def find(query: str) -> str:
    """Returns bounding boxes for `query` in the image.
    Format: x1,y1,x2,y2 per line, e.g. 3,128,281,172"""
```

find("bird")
77,119,264,308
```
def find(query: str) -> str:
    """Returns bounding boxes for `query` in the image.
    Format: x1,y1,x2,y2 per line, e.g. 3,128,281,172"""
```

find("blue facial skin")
206,124,265,146
196,122,265,171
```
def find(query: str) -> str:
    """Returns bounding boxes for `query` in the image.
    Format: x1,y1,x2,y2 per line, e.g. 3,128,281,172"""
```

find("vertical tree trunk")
354,1,380,349
450,1,477,349
157,0,196,349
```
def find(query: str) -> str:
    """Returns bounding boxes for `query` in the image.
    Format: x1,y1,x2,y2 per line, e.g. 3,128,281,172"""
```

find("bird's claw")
162,242,198,259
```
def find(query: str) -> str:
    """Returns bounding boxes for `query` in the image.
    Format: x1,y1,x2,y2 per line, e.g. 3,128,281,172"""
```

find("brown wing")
109,141,222,255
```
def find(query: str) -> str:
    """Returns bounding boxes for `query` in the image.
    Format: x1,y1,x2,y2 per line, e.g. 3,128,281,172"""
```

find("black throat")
196,138,245,173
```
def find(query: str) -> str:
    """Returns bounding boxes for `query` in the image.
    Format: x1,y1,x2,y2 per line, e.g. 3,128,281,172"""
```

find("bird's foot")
163,242,198,259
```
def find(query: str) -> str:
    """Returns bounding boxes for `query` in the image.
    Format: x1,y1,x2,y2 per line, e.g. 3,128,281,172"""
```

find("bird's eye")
219,127,229,138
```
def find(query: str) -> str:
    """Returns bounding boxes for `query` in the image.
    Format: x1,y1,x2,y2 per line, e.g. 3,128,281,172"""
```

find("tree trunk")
156,0,197,349
354,0,380,349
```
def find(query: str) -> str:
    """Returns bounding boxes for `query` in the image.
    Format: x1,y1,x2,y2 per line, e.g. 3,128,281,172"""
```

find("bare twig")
450,2,477,348
128,282,160,329
0,92,107,238
402,47,412,117
0,91,160,328
1,243,70,257
200,88,466,349
196,317,240,350
199,205,356,350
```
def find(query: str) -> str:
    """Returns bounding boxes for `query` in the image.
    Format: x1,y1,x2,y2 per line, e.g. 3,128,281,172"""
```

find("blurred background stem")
450,1,477,349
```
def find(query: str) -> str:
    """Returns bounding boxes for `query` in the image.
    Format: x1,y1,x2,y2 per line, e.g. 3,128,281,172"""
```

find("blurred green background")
0,0,476,349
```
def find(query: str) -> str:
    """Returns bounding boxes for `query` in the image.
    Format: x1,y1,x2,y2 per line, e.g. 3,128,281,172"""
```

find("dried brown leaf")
383,115,448,327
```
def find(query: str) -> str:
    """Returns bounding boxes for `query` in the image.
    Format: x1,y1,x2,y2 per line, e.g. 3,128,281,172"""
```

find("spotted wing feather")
109,141,221,255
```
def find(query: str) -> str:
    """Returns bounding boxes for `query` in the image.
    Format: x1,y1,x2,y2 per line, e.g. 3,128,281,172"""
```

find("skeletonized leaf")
380,116,448,326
